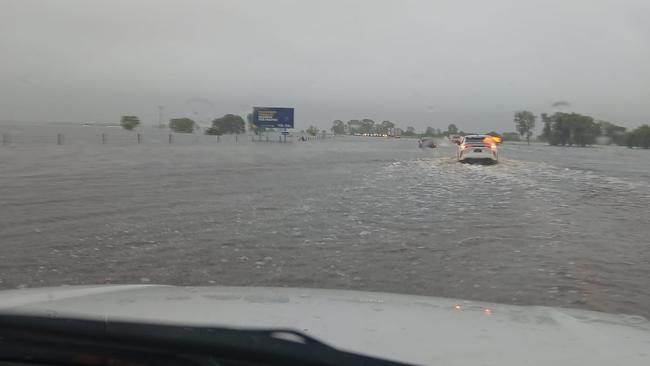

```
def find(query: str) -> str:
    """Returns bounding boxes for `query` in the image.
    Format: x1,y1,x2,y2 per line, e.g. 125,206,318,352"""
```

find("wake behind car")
457,134,498,164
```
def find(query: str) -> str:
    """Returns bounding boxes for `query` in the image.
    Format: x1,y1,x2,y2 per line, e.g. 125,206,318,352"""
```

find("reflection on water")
1,124,649,317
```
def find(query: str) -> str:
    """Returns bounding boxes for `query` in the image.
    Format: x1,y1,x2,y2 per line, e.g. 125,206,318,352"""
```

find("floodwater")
1,124,650,317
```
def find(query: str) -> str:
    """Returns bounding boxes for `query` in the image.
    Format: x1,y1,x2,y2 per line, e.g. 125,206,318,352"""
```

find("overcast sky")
1,0,649,132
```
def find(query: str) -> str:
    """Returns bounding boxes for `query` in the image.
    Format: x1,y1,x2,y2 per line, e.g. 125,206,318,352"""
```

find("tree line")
120,114,247,135
120,112,649,149
514,110,649,148
330,119,468,138
119,112,320,136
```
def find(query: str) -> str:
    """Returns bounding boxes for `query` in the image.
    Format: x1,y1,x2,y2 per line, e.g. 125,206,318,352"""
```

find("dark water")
1,124,649,317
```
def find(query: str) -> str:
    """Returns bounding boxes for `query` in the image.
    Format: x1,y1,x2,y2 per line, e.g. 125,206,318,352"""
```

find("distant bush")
169,118,196,133
626,125,650,149
120,116,140,131
205,114,245,135
402,126,416,136
540,112,600,147
306,126,319,136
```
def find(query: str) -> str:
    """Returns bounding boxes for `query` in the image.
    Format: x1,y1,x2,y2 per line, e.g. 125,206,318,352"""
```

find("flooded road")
1,126,649,317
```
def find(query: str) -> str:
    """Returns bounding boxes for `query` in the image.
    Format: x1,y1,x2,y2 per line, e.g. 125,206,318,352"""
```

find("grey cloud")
1,0,649,132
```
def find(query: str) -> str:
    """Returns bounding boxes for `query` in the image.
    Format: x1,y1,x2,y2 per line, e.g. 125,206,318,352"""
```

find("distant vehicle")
457,134,498,164
418,138,436,148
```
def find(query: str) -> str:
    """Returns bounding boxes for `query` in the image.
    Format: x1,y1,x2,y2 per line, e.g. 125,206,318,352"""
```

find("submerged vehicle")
1,285,649,366
418,138,436,148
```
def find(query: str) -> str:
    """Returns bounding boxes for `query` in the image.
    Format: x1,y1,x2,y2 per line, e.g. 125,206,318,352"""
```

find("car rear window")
464,137,485,143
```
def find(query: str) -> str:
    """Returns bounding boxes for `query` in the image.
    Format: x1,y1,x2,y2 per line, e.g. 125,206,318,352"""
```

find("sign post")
252,107,294,143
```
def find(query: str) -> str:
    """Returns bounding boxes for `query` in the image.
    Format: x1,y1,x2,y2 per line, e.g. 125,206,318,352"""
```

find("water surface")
1,125,649,317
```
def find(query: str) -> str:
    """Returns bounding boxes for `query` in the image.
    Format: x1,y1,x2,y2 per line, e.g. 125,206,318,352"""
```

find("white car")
457,134,498,164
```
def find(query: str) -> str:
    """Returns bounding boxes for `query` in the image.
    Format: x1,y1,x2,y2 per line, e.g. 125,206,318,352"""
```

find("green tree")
347,120,361,134
403,126,416,136
570,116,600,146
447,124,458,135
205,114,245,135
540,113,552,142
514,110,536,145
306,125,319,136
423,127,435,137
331,120,346,135
360,119,376,134
169,118,196,133
598,121,626,145
625,125,650,149
543,112,600,147
376,120,395,135
554,114,572,146
120,115,140,131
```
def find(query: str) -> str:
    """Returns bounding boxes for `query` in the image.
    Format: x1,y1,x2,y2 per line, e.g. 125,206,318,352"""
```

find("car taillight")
490,144,497,150
460,144,470,150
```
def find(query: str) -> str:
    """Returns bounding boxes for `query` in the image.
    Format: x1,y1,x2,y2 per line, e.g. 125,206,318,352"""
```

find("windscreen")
1,2,649,356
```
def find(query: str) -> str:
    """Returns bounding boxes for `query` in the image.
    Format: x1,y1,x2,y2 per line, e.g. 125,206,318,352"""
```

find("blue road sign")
253,107,294,128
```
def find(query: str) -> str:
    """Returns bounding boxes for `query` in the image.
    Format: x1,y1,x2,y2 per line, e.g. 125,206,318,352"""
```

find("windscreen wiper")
0,314,417,366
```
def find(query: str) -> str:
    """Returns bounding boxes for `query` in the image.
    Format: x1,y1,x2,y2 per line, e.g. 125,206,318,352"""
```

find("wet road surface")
1,126,649,317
